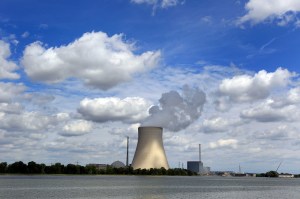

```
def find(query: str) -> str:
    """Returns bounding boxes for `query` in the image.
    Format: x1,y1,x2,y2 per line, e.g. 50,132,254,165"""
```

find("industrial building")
131,126,169,169
111,161,125,168
187,144,210,175
187,161,204,173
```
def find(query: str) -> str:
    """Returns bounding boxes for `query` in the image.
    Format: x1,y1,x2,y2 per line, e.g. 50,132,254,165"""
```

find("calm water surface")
1,175,300,199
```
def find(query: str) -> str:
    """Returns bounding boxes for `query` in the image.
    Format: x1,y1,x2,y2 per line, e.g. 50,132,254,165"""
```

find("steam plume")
142,85,206,132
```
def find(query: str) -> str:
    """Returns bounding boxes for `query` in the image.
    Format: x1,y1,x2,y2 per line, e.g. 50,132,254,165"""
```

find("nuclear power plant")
131,127,169,169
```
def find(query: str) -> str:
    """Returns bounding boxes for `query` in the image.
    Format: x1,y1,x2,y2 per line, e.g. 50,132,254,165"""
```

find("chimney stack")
199,144,201,162
126,136,129,167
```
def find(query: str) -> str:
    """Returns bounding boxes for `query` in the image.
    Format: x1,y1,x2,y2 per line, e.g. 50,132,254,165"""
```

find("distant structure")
86,163,107,170
233,164,247,177
187,161,204,173
278,174,294,178
187,144,210,174
131,127,169,169
126,136,129,167
111,161,125,168
199,144,201,163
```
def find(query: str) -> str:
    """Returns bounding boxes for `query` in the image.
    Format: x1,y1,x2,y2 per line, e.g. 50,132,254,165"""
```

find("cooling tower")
131,127,169,170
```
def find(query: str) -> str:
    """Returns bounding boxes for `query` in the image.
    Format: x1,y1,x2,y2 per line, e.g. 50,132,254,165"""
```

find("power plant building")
131,127,169,170
111,161,125,168
187,161,204,173
187,144,210,174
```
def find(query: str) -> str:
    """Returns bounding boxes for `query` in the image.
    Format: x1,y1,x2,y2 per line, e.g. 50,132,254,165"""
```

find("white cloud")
240,101,299,122
164,134,191,150
214,96,231,112
108,123,140,138
78,97,150,123
131,0,180,8
268,87,300,108
218,68,293,102
201,16,212,24
21,31,161,90
287,87,300,104
23,93,55,105
209,139,238,149
0,102,23,114
201,117,230,133
0,111,53,132
21,31,30,38
0,82,26,103
295,19,300,27
161,0,179,8
0,40,19,79
238,0,300,26
254,125,298,140
61,120,93,137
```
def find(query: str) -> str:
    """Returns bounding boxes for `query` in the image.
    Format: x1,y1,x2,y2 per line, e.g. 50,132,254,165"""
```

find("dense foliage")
0,161,197,176
256,171,279,177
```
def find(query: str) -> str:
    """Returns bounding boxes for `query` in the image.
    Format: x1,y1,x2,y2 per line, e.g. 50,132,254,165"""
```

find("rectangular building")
187,161,204,174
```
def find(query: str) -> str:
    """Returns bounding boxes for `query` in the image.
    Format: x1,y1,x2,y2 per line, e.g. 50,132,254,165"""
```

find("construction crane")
276,161,283,172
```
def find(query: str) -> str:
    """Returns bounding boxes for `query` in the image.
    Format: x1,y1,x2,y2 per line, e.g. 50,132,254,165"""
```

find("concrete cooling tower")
131,127,169,170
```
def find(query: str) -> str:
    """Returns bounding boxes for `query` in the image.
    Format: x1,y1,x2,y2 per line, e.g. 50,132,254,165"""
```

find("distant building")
187,144,211,175
111,161,125,168
279,174,294,178
187,161,204,174
86,164,107,170
250,173,256,177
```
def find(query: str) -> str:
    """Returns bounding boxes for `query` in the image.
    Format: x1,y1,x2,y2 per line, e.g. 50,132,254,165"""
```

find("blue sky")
1,0,300,173
2,0,300,72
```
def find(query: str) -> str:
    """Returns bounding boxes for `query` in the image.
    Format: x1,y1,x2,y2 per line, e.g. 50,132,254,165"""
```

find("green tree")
106,165,113,174
0,162,7,173
86,165,97,174
265,170,279,177
7,161,28,173
53,163,64,174
40,163,46,174
28,161,42,174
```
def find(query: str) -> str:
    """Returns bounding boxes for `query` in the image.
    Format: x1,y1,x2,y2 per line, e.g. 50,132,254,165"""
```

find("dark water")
1,175,300,199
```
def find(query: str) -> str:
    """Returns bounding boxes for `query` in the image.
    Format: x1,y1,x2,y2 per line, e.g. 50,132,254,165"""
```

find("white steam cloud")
142,85,206,132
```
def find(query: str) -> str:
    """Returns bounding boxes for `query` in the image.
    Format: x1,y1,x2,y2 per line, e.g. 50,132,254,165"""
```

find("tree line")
0,161,197,176
256,170,300,178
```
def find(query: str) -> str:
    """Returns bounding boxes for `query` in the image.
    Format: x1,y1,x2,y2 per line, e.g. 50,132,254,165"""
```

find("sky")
1,0,300,173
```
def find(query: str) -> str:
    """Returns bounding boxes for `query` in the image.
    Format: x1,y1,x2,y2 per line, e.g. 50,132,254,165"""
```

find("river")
1,175,300,198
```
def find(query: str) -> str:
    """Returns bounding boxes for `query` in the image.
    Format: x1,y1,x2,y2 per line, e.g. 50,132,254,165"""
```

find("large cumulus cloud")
238,0,300,26
61,120,93,137
21,31,161,90
78,97,151,123
218,68,294,103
